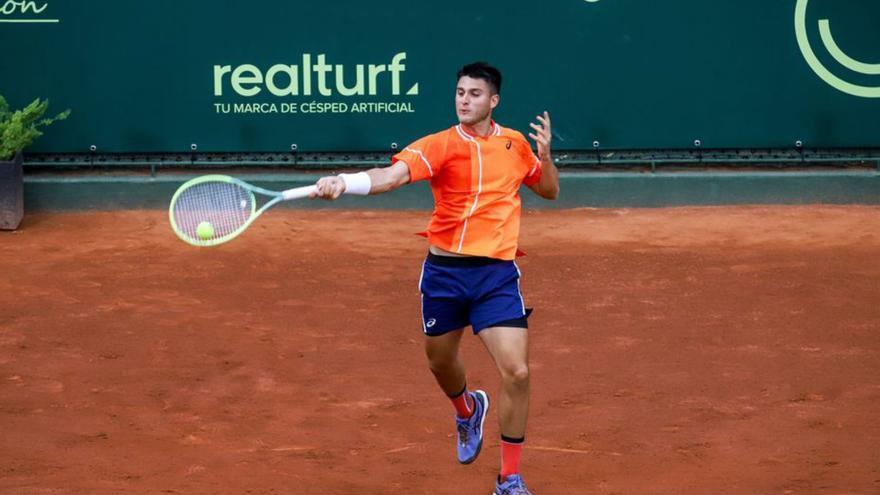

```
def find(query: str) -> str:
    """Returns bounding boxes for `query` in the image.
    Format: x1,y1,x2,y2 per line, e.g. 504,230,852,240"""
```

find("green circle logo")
795,0,880,97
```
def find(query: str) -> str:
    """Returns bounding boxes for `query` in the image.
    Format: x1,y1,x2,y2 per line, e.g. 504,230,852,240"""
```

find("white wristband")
339,172,372,195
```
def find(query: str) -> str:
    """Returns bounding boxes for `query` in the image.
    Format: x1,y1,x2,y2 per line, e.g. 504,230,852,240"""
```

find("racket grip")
281,185,318,200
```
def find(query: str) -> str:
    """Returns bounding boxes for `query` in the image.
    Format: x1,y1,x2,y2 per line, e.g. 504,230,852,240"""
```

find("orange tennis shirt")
392,121,543,260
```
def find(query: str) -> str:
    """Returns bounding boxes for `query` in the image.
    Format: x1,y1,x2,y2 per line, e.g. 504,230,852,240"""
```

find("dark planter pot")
0,152,24,230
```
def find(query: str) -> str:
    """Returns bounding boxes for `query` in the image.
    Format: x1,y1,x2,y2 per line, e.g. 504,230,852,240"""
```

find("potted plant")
0,95,69,229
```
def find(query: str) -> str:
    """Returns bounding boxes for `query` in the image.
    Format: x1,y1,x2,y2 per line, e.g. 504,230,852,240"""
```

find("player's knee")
502,364,530,387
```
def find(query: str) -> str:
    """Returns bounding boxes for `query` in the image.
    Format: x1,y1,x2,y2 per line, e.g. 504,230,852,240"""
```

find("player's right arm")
312,132,443,200
311,161,411,200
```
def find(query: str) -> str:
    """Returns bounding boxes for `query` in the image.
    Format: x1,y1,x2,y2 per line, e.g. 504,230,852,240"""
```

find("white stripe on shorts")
418,260,427,333
513,261,526,315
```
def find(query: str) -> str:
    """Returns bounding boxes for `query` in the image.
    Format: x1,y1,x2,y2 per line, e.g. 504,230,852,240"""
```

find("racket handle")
281,185,318,201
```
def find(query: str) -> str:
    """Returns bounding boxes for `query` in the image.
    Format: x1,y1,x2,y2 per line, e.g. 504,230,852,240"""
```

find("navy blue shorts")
418,253,532,336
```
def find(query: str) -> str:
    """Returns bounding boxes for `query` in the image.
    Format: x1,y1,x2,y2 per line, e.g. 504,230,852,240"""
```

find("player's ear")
490,93,500,109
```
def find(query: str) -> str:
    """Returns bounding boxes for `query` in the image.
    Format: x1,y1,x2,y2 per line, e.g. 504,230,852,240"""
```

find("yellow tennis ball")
196,221,215,240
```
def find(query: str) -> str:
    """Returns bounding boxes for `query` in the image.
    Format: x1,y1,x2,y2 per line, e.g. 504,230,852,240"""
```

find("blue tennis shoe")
494,474,533,495
456,389,488,464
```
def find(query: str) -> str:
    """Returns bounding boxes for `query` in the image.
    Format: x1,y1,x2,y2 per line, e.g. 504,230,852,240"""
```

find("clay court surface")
1,206,878,494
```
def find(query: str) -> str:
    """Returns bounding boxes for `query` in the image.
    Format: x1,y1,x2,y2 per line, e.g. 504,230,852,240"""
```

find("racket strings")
173,182,254,241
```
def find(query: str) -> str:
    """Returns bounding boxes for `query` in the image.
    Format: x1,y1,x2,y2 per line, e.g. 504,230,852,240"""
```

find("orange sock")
500,436,524,480
449,385,474,418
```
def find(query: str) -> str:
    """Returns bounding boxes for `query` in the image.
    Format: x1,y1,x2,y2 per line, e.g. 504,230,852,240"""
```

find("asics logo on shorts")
426,318,437,328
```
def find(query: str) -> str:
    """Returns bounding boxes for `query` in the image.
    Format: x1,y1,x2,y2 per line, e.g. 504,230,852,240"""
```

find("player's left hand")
528,111,552,162
312,175,346,200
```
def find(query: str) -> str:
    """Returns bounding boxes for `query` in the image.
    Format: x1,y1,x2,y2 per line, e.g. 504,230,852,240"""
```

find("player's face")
456,76,499,126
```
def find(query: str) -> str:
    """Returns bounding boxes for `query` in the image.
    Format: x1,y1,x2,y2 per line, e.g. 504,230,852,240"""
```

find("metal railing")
23,148,880,176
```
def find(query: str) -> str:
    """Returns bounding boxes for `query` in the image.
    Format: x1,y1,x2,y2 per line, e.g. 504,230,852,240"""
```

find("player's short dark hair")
457,62,502,95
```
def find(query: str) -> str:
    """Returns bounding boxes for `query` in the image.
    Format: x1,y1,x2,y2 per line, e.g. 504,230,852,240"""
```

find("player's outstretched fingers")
537,111,551,128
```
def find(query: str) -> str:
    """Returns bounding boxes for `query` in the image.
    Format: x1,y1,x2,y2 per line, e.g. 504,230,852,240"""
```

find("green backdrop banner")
1,0,878,152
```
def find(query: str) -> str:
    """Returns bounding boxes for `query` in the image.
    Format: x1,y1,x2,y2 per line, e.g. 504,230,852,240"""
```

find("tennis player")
312,61,558,495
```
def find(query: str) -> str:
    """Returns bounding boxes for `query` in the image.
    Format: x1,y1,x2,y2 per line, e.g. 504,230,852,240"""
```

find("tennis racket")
169,174,317,246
